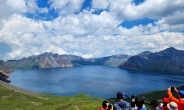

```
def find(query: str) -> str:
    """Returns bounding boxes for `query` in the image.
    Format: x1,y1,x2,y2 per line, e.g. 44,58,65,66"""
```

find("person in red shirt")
167,87,184,110
99,101,109,110
161,97,170,110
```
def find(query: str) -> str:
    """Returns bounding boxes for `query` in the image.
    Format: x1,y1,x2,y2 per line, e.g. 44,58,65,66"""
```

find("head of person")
107,103,113,110
167,101,178,110
131,95,135,99
135,96,145,108
150,99,160,108
102,101,109,109
178,90,184,98
117,92,125,100
162,97,170,106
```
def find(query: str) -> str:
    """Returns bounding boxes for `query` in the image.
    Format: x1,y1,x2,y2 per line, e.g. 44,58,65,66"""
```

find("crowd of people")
99,87,184,110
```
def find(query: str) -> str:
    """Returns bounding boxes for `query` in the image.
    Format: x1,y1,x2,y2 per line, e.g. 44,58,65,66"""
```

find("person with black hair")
99,101,114,110
107,103,114,110
135,96,148,110
130,95,136,109
114,92,131,110
150,99,161,110
100,100,109,110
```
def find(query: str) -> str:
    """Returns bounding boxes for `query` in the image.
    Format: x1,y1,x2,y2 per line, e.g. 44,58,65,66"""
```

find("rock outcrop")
0,70,11,83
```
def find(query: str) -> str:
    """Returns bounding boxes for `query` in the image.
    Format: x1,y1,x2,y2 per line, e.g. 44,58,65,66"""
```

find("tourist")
130,95,136,109
100,100,109,110
150,99,161,110
167,87,184,110
107,103,114,110
114,92,136,109
161,97,170,110
114,92,131,110
167,101,178,110
135,96,148,110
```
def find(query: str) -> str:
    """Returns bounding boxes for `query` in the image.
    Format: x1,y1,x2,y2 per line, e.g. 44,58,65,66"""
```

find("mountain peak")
43,52,53,55
165,47,177,51
160,47,179,54
138,51,152,57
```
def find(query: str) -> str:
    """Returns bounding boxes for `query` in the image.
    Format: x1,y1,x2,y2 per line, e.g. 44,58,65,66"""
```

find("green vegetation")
1,83,184,110
0,84,104,110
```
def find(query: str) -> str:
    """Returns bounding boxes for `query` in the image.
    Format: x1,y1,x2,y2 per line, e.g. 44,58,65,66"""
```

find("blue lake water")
8,65,184,98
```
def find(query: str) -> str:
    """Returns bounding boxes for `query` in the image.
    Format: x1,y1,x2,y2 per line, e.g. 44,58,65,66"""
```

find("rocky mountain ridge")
1,47,184,73
5,52,130,69
119,47,184,72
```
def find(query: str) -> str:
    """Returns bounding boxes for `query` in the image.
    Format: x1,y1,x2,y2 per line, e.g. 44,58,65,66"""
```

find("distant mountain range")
1,47,184,73
5,52,130,70
119,47,184,72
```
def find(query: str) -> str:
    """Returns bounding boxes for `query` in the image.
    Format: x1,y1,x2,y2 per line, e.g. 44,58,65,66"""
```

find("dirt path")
0,80,41,96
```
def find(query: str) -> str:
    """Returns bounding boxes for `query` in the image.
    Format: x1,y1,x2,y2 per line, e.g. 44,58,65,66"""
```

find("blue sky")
0,0,184,61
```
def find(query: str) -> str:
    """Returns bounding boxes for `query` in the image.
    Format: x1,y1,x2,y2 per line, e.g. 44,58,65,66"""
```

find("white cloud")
92,0,109,9
0,0,27,19
1,13,184,60
156,11,184,32
6,0,27,13
45,45,67,54
0,0,49,21
0,14,64,60
0,0,184,61
90,0,184,33
42,10,120,36
39,8,49,13
72,52,95,58
108,0,184,20
49,0,85,15
26,0,38,13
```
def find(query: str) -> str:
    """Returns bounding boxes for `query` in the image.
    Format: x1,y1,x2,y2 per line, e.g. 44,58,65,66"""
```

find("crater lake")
9,65,184,98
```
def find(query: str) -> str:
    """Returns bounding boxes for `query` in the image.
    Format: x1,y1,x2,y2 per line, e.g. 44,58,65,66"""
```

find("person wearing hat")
167,101,178,110
167,87,184,110
114,92,131,110
161,97,170,110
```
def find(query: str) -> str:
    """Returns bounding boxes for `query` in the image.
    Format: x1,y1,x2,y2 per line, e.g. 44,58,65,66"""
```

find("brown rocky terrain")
0,70,11,83
0,60,13,72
